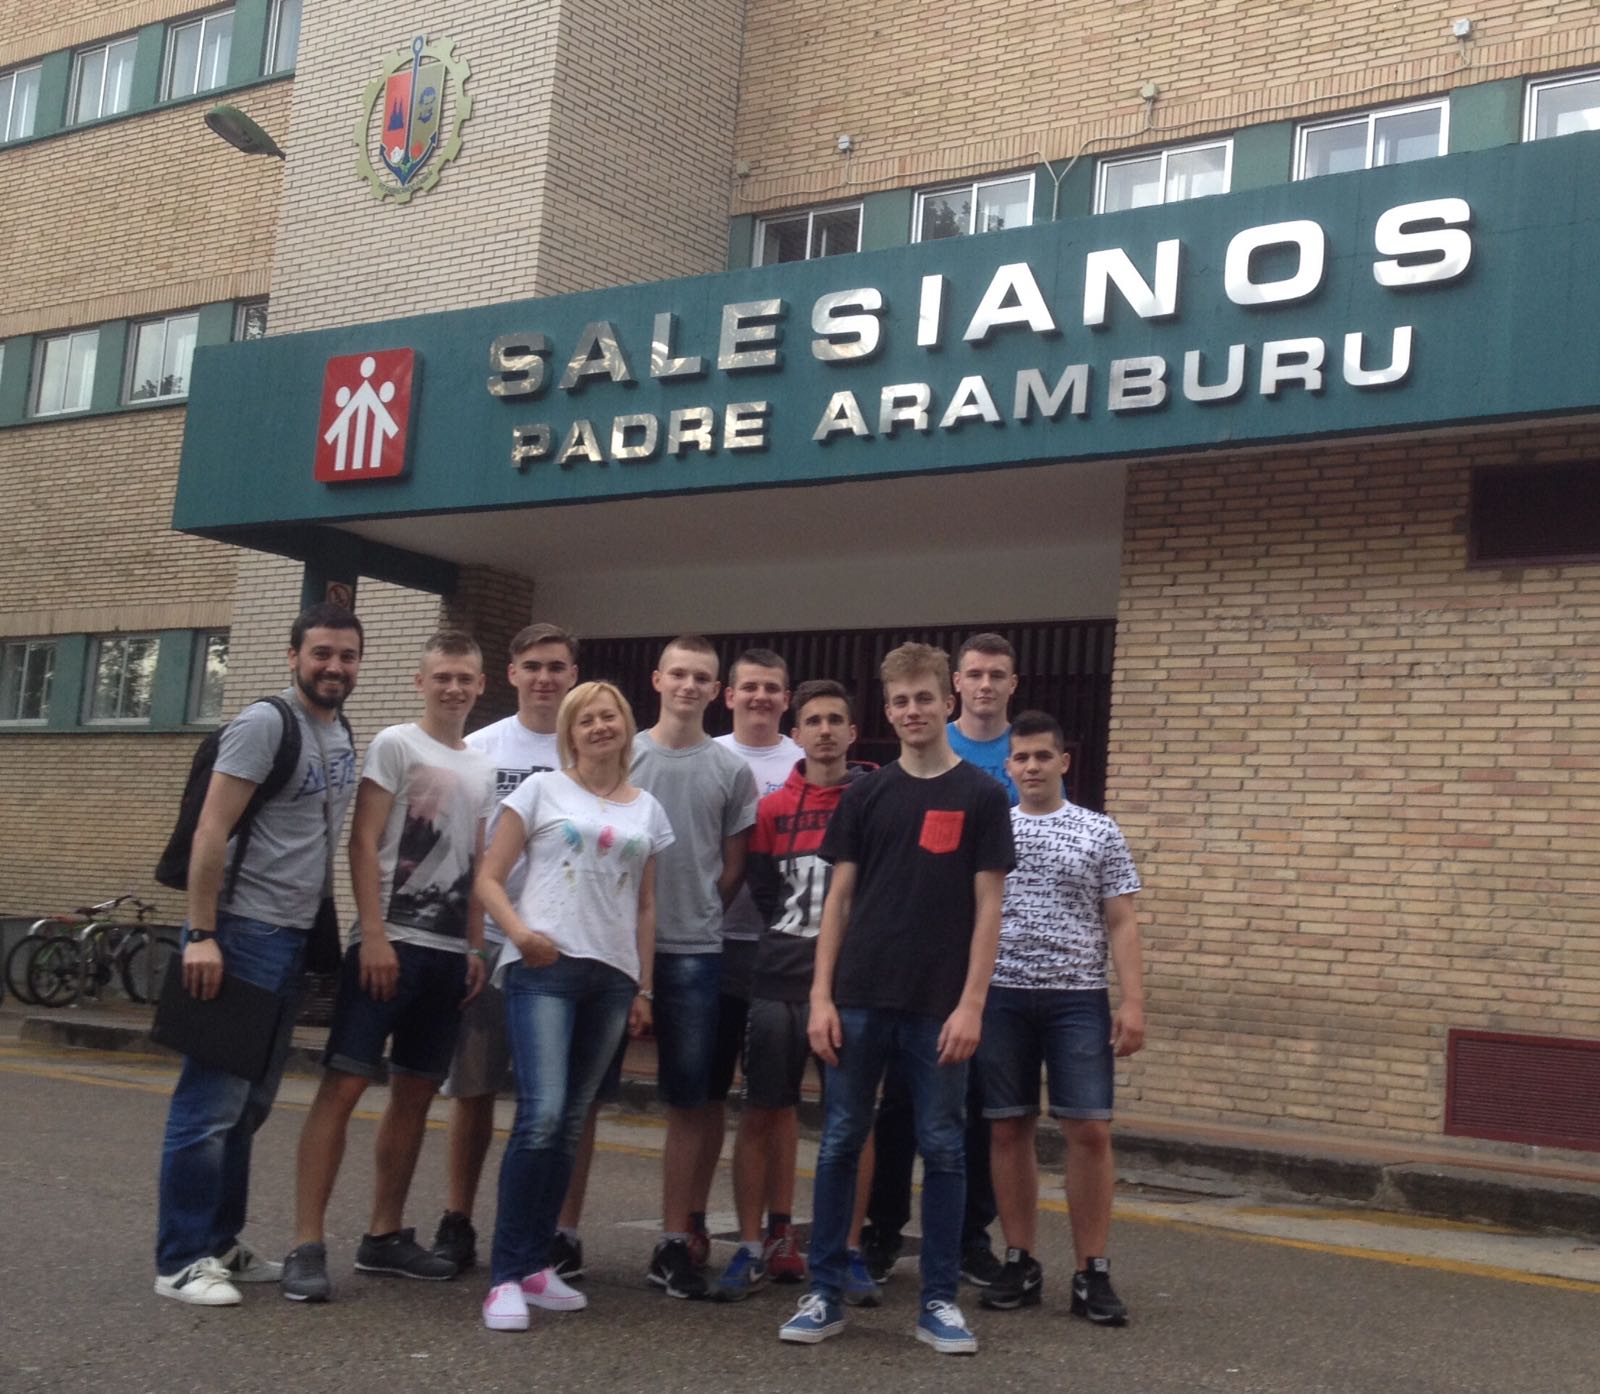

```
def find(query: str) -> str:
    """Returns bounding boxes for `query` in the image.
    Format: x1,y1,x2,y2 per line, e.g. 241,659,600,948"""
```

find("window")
754,203,862,266
235,300,269,340
86,634,160,722
265,0,302,75
1097,139,1231,213
1526,71,1600,141
126,312,199,403
164,8,234,100
189,630,229,722
33,330,99,417
0,639,55,723
1,64,41,141
1470,463,1600,566
1296,100,1447,179
70,37,137,123
914,173,1034,241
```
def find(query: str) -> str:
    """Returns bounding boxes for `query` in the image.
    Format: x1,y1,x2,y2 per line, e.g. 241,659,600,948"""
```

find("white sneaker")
219,1242,283,1283
521,1266,588,1311
484,1281,530,1331
155,1256,243,1306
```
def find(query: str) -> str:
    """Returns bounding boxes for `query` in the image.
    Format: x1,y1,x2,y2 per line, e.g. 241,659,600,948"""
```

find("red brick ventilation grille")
1445,1029,1600,1152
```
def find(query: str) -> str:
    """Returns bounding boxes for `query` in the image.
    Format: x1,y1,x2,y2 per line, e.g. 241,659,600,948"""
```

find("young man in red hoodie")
712,680,873,1301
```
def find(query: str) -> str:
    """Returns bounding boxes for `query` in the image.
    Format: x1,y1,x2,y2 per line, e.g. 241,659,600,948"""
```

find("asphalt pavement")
2,1034,1598,1394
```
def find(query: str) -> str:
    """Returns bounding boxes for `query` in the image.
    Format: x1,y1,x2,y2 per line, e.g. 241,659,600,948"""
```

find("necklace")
572,766,625,806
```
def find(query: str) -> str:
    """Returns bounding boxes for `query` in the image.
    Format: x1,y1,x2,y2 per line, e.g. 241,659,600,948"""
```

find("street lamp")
204,104,286,159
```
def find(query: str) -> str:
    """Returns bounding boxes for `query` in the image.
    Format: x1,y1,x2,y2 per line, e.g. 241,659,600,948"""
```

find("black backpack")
154,696,350,899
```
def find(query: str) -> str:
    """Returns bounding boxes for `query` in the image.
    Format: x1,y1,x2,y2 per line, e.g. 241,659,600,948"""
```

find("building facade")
4,1,1599,1157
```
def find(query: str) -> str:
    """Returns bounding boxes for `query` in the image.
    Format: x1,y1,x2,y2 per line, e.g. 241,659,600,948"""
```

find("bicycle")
22,896,179,1008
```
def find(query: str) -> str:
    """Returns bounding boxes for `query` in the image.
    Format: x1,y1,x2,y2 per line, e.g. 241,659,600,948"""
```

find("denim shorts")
652,950,721,1109
977,986,1114,1121
323,940,467,1083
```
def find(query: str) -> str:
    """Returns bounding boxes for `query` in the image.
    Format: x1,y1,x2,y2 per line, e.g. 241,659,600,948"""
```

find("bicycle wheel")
26,935,82,1007
5,931,69,1006
120,933,181,1003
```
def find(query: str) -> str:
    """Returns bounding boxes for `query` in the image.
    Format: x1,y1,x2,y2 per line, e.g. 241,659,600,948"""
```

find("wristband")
471,948,492,963
187,929,218,943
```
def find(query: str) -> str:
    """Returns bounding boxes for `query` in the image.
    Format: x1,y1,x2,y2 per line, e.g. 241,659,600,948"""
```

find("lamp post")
204,104,286,159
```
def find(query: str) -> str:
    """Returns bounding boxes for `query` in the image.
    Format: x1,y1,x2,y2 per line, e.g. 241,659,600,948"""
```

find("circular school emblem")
354,36,473,204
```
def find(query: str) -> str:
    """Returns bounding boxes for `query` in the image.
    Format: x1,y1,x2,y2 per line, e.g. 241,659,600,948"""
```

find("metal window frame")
162,7,235,101
264,0,301,75
912,170,1037,242
1094,137,1233,214
234,298,269,341
1,62,42,141
1294,98,1448,180
1523,68,1600,141
752,200,864,267
69,35,138,124
186,629,230,724
124,310,200,404
32,328,100,417
84,632,161,724
0,637,56,725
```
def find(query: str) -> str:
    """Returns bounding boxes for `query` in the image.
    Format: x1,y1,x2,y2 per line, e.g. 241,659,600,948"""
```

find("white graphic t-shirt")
493,771,675,984
715,732,802,943
467,716,561,945
356,723,497,954
993,801,1142,990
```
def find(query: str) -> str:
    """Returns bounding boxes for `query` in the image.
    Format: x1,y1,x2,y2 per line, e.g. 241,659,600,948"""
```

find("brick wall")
0,0,211,66
1107,422,1600,1142
732,2,1600,210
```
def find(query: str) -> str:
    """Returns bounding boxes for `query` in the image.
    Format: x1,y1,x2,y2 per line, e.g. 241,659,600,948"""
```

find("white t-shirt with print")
715,732,802,943
467,715,561,945
356,723,497,954
493,770,676,984
993,801,1142,990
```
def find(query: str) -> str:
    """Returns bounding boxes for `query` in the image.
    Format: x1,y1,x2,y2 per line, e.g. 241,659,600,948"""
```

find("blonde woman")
476,682,674,1332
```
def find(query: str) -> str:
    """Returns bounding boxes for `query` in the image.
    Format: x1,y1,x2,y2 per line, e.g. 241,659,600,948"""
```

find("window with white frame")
265,0,302,75
86,634,160,723
754,203,862,265
1296,100,1447,179
914,172,1034,241
33,330,99,417
0,639,55,723
1526,70,1600,140
188,630,229,723
1097,139,1232,214
163,8,234,100
1,64,41,141
126,312,199,403
235,299,269,340
70,36,138,124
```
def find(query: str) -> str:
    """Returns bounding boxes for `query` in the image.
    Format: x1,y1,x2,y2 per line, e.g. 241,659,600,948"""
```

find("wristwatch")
637,989,653,1001
187,929,218,943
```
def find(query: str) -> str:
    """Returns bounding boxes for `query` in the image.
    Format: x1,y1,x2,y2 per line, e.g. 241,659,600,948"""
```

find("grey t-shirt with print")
631,732,759,955
212,689,359,929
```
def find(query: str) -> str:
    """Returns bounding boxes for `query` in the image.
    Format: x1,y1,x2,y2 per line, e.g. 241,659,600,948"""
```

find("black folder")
150,960,286,1083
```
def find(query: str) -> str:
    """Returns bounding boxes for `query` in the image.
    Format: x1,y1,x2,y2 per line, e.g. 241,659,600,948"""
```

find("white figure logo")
322,355,400,472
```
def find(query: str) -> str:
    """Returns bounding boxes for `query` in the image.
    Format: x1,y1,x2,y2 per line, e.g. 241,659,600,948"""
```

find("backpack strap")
222,697,301,903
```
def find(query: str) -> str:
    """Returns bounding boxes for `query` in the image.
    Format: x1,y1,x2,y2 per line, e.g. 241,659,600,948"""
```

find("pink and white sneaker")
483,1281,530,1331
521,1266,588,1311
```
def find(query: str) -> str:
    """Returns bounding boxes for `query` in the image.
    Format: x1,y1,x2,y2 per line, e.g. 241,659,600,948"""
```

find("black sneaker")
960,1243,1004,1288
647,1238,708,1299
860,1225,901,1284
355,1228,459,1281
430,1211,477,1269
549,1231,585,1280
281,1242,331,1303
1071,1257,1128,1325
980,1247,1043,1310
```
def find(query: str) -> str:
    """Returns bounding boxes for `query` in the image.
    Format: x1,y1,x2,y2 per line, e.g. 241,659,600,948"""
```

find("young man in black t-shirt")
778,644,1013,1357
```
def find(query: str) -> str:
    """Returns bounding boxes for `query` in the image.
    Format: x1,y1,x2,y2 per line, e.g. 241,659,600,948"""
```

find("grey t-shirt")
631,732,758,954
212,689,359,929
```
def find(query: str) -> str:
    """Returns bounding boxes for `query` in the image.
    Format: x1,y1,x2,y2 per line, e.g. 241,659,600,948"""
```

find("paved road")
2,1037,1597,1394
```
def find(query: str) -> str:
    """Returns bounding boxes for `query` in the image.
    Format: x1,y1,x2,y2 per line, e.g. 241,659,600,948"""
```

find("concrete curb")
17,1010,1600,1241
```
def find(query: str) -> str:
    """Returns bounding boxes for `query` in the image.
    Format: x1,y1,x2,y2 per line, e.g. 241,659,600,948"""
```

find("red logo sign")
315,349,417,482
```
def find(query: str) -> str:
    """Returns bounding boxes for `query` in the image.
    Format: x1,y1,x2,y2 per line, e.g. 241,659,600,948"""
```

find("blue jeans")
490,954,636,1284
808,1007,969,1306
155,914,305,1274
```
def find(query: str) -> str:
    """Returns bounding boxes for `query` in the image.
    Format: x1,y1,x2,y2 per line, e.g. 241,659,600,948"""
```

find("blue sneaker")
714,1246,766,1302
842,1248,882,1308
779,1292,844,1344
916,1299,978,1355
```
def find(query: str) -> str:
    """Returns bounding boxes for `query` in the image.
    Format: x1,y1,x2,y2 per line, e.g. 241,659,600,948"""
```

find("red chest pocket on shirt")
919,809,965,854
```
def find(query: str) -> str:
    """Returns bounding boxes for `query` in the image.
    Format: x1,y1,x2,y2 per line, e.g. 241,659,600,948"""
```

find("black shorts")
741,996,822,1110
